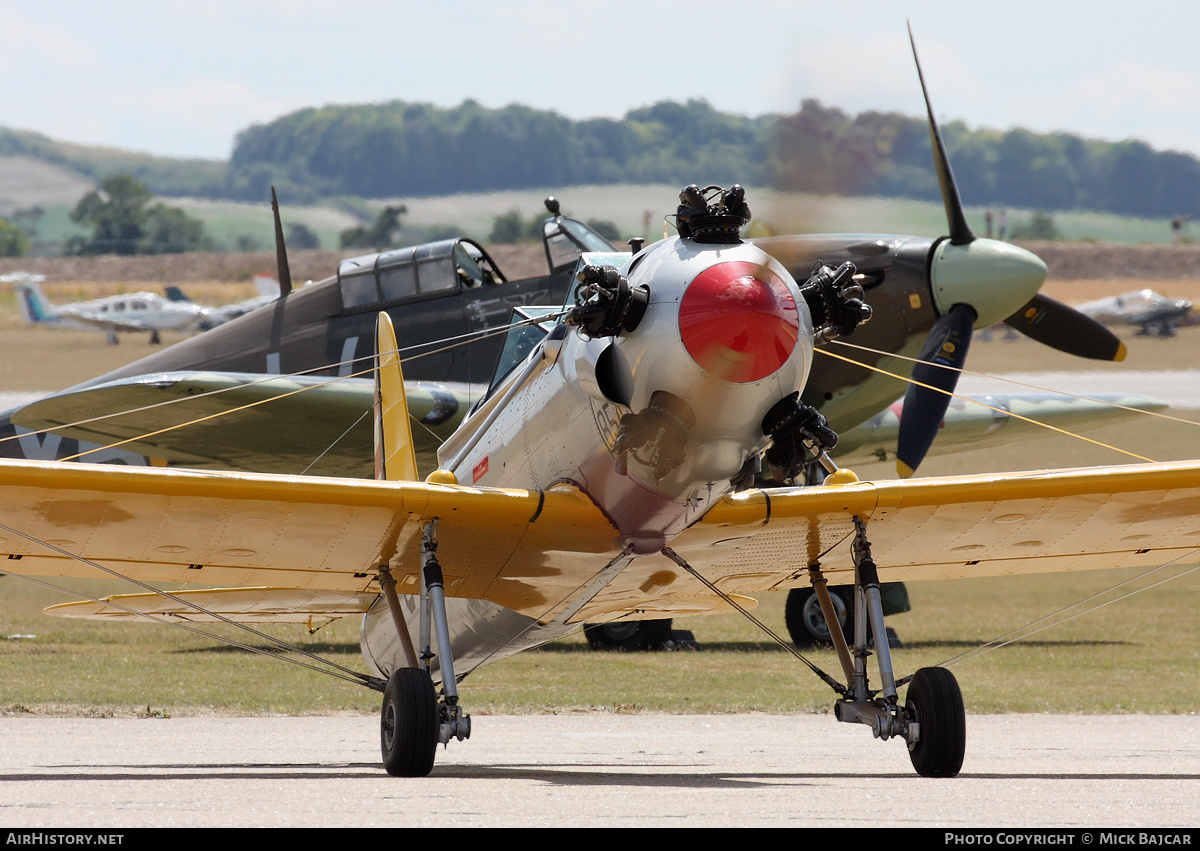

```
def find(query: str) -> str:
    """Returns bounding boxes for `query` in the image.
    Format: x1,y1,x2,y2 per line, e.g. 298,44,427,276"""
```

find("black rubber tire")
784,587,852,647
583,619,673,651
905,667,966,778
380,668,439,777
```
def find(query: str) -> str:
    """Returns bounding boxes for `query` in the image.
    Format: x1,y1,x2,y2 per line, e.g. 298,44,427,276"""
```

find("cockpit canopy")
337,239,505,312
336,209,618,314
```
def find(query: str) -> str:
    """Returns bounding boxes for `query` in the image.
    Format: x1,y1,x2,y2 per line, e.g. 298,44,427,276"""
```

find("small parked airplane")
1075,289,1195,337
166,275,284,330
4,272,209,345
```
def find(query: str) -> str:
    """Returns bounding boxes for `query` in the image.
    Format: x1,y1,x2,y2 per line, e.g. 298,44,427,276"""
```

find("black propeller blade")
894,25,1125,477
896,303,976,478
908,22,974,247
897,24,980,475
1004,293,1127,361
271,186,293,298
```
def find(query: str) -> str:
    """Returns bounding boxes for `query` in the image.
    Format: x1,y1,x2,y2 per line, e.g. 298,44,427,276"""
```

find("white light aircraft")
190,275,282,330
5,272,209,345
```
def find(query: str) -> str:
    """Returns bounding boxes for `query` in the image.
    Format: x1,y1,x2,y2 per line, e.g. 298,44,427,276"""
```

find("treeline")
7,98,1200,220
768,100,1200,219
226,98,1200,219
226,99,774,203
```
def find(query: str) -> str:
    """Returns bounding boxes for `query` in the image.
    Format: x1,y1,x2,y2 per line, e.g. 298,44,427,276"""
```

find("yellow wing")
4,458,1200,625
646,462,1200,597
0,460,621,622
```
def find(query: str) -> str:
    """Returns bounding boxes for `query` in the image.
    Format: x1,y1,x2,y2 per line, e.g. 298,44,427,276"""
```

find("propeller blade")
896,303,976,477
908,22,975,246
271,186,293,297
1004,293,1127,361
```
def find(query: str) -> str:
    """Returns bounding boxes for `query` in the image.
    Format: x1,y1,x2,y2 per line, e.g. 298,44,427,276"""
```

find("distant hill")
0,156,94,209
0,127,226,205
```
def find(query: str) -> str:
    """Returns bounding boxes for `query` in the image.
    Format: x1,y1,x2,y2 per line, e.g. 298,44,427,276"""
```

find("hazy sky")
4,0,1200,161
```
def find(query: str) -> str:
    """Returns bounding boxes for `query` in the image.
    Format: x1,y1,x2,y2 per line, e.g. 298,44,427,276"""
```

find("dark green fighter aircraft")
0,195,617,466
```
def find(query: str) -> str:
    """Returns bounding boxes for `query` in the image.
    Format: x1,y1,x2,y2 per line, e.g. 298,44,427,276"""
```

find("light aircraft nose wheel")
905,667,966,778
381,668,439,777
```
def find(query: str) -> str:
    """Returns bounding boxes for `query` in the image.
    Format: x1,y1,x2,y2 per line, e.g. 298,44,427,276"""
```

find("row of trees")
225,97,1200,220
7,97,1200,257
226,99,774,203
765,100,1200,219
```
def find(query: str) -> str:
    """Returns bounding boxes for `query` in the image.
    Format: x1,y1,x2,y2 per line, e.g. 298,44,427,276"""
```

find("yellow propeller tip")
1114,342,1128,363
896,460,915,479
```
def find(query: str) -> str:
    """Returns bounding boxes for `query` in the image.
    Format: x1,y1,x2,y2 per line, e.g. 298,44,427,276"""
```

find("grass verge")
2,565,1196,717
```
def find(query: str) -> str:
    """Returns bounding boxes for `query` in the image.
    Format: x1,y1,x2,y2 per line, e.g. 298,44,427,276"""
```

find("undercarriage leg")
419,520,471,746
831,517,966,778
851,519,897,702
377,565,418,669
378,519,470,777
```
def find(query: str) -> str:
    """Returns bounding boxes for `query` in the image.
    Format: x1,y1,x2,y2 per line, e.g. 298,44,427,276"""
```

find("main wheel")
785,587,852,647
583,619,673,651
905,666,966,778
380,668,439,777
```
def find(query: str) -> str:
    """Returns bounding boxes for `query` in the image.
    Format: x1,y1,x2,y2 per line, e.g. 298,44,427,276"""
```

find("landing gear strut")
377,520,471,777
662,512,966,778
825,517,967,778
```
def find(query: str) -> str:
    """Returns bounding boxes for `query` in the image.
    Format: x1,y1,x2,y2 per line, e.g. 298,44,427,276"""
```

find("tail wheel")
583,619,673,650
381,668,438,777
905,667,966,778
784,587,851,647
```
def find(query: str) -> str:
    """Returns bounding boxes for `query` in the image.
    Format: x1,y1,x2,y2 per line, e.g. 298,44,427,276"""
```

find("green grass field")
3,562,1196,717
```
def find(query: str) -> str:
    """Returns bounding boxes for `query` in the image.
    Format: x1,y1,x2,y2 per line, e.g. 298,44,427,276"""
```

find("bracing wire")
0,520,380,689
3,308,565,463
936,554,1200,671
815,345,1157,463
829,337,1200,428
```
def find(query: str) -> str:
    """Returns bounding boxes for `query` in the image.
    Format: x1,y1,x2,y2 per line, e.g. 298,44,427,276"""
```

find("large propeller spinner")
894,24,1125,478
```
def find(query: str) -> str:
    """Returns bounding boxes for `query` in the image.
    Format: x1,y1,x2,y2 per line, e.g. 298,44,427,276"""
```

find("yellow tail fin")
373,312,419,481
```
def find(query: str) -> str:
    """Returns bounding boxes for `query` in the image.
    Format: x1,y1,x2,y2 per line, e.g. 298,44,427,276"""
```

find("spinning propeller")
894,25,1126,478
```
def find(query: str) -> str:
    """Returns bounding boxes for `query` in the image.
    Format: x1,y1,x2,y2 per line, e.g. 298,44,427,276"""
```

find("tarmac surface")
1,713,1197,827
